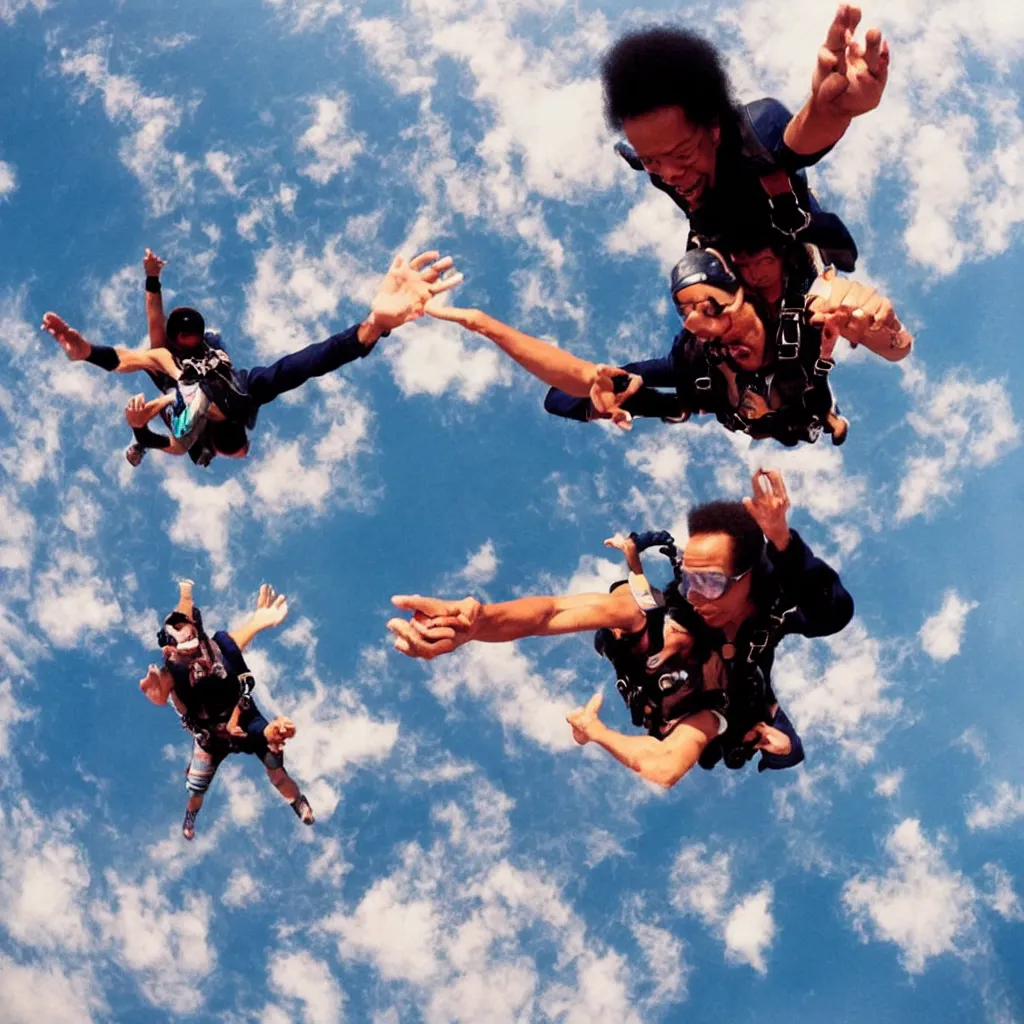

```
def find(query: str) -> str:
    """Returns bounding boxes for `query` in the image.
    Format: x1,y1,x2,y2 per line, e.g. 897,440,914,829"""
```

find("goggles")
681,567,750,601
676,295,729,320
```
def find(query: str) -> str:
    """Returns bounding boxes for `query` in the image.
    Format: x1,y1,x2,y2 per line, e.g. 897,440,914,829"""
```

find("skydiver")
139,579,311,841
603,5,889,267
386,470,853,788
427,245,911,446
41,248,463,467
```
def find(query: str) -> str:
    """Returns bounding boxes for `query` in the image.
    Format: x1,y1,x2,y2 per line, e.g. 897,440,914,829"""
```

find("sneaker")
182,807,199,841
126,443,146,467
291,794,315,826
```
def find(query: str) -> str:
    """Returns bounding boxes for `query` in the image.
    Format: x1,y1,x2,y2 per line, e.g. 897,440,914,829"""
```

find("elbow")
636,755,686,790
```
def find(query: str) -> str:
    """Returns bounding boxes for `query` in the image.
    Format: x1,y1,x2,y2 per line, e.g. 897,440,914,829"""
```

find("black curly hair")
601,27,735,131
687,501,765,574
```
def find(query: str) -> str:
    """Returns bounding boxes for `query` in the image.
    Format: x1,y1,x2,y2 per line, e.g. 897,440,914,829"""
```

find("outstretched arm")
42,313,180,376
784,4,889,155
604,534,645,576
566,693,720,789
228,584,289,652
429,303,642,428
143,249,168,349
387,587,647,659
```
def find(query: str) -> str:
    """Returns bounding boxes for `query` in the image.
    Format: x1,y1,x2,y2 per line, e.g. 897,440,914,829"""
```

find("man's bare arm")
567,693,720,788
427,305,599,397
143,249,168,349
228,584,288,652
387,587,647,659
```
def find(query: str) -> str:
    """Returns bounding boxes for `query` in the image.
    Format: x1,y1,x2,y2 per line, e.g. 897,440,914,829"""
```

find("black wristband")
145,276,162,294
133,425,172,450
84,345,121,372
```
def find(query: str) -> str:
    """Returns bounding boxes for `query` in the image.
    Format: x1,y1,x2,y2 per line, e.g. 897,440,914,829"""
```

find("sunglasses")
676,295,728,319
681,567,750,600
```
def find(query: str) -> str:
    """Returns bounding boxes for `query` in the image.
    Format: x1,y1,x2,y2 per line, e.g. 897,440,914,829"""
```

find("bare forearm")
460,310,597,396
145,291,167,349
783,103,849,156
228,617,270,652
588,722,691,789
473,591,644,642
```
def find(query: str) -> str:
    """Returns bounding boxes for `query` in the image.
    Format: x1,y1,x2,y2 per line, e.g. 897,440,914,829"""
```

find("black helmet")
166,306,206,342
669,250,739,315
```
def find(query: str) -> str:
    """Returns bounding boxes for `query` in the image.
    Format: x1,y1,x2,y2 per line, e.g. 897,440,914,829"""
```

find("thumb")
611,409,633,431
586,691,604,714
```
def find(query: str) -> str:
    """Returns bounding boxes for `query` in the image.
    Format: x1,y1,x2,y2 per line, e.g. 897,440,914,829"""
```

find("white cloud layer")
842,818,980,973
919,590,978,662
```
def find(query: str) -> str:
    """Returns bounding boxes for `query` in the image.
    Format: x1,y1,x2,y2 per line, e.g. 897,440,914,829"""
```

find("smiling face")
681,532,754,630
673,282,766,371
174,332,204,350
623,106,720,206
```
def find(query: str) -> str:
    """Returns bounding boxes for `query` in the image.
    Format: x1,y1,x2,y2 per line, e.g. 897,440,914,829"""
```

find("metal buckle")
695,376,712,392
813,357,835,376
747,629,771,661
776,310,802,359
767,193,813,238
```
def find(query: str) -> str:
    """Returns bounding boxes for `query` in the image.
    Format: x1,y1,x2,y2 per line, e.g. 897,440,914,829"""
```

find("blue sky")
1,0,1023,1021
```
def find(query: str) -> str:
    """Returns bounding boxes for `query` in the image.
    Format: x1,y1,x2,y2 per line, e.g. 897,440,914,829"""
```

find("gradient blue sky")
1,0,1023,1021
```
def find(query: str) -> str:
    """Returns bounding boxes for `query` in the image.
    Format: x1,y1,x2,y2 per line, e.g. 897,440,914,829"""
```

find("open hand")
370,251,464,333
807,270,911,352
143,249,167,277
742,469,791,551
264,716,296,753
566,691,604,745
251,583,288,630
386,594,481,659
41,312,91,360
589,365,641,430
811,5,889,119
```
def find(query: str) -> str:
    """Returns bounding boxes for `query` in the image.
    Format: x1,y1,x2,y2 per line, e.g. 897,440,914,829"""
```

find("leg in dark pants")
244,326,369,408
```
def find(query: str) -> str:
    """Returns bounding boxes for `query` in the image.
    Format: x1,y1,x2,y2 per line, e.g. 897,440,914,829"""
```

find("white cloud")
204,149,243,196
382,319,511,403
243,236,377,359
322,784,645,1023
297,95,364,185
631,920,689,1008
722,886,776,975
605,188,689,272
0,0,47,24
919,590,978,662
842,818,980,974
966,782,1024,831
94,874,216,1014
981,864,1024,922
161,469,248,589
457,540,499,587
426,641,576,752
31,549,123,647
898,369,1019,521
237,183,299,241
265,0,345,32
772,621,901,764
223,868,260,909
0,159,16,198
670,842,776,974
874,769,905,799
0,956,102,1024
718,0,1024,275
59,41,198,217
95,265,137,330
268,950,345,1024
0,800,92,953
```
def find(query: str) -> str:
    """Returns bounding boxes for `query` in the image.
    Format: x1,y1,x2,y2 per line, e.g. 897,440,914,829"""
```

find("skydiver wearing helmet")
425,244,910,446
386,470,852,788
139,579,312,841
602,5,888,270
41,247,463,467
